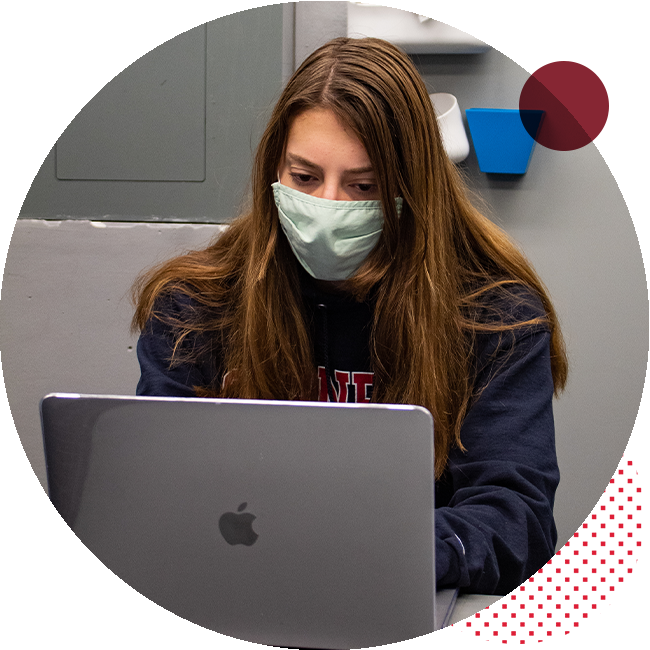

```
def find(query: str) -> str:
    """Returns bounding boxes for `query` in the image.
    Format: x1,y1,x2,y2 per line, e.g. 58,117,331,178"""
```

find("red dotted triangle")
455,459,641,643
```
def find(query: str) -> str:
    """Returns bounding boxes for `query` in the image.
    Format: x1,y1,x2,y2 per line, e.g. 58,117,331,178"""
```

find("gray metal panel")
19,6,285,222
41,394,435,649
55,25,207,182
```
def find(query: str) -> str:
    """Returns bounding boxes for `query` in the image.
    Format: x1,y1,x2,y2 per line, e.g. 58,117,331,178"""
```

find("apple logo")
218,502,259,546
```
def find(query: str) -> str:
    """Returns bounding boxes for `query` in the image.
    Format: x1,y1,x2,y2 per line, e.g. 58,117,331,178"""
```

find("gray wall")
19,5,287,222
0,3,646,551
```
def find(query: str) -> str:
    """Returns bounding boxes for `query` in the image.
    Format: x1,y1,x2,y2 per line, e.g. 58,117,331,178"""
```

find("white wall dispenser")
430,93,470,163
348,0,497,54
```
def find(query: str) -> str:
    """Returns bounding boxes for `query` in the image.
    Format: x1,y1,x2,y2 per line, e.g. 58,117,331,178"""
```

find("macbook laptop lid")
41,393,439,649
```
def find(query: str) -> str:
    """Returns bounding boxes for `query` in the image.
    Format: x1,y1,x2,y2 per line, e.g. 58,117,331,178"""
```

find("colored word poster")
515,0,611,36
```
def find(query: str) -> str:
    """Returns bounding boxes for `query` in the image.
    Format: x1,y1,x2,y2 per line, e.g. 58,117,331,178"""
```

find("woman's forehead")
284,107,372,171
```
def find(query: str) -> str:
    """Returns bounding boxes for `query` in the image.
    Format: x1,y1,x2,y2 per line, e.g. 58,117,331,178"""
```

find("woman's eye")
290,173,316,185
352,183,378,196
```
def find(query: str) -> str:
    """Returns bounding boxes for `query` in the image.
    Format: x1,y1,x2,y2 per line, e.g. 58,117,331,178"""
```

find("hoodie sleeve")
135,293,215,397
434,321,560,595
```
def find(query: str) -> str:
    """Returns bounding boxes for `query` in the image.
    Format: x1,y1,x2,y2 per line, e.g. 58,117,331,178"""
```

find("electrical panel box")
0,0,282,223
56,2,206,181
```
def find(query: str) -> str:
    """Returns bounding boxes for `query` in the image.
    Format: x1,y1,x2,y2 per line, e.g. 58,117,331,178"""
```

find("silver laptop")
40,393,456,648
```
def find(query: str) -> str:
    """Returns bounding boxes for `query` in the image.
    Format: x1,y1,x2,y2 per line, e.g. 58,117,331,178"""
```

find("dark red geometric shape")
520,61,608,151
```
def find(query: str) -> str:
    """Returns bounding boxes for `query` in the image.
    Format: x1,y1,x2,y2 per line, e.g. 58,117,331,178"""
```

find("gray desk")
15,596,649,650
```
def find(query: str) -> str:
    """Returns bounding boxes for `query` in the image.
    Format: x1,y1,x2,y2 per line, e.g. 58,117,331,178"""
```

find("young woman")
132,37,568,596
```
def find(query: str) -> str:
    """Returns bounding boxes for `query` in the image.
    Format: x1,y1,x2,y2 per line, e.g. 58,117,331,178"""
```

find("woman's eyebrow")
346,165,375,175
285,153,375,175
285,153,322,173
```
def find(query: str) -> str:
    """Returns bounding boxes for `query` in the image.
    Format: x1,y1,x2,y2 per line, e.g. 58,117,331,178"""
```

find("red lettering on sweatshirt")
317,366,374,403
352,372,374,404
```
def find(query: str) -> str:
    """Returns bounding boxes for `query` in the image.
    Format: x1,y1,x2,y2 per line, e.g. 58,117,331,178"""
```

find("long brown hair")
132,37,568,479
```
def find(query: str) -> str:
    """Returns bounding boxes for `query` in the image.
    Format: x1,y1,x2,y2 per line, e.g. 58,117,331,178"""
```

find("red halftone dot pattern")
455,458,641,643
538,456,643,601
451,596,610,646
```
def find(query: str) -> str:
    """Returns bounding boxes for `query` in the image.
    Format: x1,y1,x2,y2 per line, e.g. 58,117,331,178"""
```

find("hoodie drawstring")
316,303,336,403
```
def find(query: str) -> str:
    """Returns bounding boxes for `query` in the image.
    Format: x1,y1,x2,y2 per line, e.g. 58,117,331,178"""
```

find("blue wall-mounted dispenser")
465,109,545,174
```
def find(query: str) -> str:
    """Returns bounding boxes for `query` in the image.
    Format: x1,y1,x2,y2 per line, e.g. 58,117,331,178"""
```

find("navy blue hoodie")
136,270,560,596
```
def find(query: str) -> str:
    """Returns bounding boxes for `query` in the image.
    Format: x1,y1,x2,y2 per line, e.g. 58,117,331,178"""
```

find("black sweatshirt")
136,272,560,595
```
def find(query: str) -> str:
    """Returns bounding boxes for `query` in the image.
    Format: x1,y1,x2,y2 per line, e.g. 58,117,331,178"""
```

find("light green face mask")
272,182,402,282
